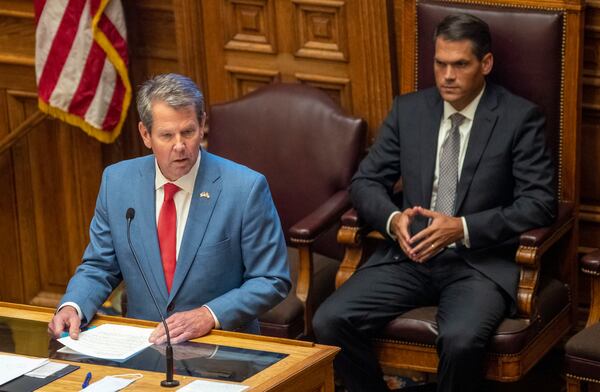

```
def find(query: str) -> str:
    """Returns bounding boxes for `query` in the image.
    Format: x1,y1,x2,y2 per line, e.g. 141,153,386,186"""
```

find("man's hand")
390,207,420,257
48,306,81,340
408,207,464,263
149,306,215,345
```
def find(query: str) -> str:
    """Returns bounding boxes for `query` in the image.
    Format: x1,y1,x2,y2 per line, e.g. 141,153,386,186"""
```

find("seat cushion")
378,279,569,355
259,247,339,338
565,322,600,381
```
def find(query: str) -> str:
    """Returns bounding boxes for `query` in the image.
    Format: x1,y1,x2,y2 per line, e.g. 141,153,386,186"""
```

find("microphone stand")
126,208,179,387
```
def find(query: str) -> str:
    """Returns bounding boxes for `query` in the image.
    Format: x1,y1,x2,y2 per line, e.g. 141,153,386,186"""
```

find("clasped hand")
391,206,464,263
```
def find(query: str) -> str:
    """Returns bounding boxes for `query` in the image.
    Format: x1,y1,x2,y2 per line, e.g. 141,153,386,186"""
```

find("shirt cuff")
203,305,220,329
461,217,471,248
59,302,83,320
386,211,402,238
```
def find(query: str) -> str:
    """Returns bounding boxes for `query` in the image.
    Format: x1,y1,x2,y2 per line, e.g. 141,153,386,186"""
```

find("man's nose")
172,135,186,150
444,65,456,80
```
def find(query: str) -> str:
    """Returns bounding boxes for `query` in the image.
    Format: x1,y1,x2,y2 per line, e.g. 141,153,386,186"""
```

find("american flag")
34,0,131,143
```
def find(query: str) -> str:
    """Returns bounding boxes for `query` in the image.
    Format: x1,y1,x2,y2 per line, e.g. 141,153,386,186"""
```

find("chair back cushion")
208,83,366,258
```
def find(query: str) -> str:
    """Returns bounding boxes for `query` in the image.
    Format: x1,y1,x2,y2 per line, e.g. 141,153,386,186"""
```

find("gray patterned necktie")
435,113,465,216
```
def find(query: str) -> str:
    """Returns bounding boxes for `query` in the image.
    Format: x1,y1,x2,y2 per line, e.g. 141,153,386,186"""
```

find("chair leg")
566,376,581,392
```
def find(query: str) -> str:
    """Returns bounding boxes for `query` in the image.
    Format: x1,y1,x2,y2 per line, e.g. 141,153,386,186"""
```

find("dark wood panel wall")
0,0,597,309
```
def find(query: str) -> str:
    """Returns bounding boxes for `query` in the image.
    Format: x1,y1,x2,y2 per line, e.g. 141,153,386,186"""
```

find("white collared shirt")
387,85,486,247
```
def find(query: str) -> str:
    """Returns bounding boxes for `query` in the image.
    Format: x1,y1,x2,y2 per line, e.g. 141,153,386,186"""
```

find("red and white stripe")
35,0,130,143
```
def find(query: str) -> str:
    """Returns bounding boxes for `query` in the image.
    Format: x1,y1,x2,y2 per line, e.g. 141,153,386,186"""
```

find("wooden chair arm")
290,190,352,243
516,202,575,266
290,191,352,336
515,202,575,317
336,208,385,288
581,250,600,327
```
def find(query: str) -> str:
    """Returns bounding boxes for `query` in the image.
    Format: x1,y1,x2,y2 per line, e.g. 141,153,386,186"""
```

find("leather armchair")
565,251,600,391
336,0,583,383
208,83,366,338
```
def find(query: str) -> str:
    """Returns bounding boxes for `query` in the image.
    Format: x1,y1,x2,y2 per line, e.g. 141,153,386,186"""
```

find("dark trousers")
313,249,509,392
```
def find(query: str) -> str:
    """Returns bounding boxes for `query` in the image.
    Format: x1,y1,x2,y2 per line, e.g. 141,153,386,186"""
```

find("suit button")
167,303,174,312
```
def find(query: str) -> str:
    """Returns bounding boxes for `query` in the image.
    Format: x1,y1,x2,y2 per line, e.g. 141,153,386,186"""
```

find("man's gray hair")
136,73,205,131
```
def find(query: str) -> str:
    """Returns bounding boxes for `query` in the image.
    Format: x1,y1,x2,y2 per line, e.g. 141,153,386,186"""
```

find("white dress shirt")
386,85,486,248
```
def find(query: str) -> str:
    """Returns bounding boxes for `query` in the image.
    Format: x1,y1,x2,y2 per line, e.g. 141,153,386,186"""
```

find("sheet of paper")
26,361,69,378
0,354,48,385
79,376,137,391
177,380,250,392
58,323,153,360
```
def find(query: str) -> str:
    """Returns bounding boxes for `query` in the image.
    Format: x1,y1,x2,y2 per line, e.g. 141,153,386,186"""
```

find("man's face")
138,101,204,181
434,37,493,111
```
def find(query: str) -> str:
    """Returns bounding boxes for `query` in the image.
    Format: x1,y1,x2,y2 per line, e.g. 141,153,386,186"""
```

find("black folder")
0,363,79,392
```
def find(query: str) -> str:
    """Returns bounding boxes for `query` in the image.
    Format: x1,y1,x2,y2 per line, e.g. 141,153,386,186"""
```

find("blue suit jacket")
60,150,290,333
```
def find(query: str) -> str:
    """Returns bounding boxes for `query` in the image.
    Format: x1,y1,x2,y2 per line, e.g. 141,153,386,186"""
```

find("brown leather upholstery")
565,250,600,390
336,0,583,383
209,83,366,338
565,323,600,382
380,279,569,354
581,249,600,274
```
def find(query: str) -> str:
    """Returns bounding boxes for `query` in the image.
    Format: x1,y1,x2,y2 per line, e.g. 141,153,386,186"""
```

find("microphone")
126,208,179,387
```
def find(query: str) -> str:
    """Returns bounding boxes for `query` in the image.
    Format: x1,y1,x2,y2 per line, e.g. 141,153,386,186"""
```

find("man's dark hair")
434,13,491,60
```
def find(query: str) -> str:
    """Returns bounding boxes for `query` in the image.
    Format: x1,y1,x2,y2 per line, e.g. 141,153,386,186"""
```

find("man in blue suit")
48,73,291,344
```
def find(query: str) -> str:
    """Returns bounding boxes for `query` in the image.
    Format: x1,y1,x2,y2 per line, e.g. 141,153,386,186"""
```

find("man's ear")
481,52,493,76
138,122,152,149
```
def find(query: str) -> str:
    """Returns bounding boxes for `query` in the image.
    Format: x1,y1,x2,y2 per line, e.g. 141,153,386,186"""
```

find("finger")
415,242,444,263
47,320,64,339
171,331,193,345
414,206,436,217
411,226,434,246
149,323,165,343
68,318,81,340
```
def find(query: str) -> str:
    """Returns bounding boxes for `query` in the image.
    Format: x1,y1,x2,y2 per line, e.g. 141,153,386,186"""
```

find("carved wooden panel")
224,0,277,53
291,0,348,61
295,72,351,110
226,65,280,98
201,0,392,144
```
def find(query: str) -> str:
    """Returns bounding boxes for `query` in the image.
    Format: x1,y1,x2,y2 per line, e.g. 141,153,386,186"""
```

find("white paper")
79,376,136,391
0,354,48,385
177,380,250,392
58,323,153,360
26,361,68,378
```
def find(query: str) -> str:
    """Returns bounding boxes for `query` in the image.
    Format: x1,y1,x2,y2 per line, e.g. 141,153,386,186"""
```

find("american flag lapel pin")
199,191,210,199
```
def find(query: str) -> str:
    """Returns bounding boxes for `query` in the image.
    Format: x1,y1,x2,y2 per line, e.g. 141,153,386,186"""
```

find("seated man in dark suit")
313,13,556,392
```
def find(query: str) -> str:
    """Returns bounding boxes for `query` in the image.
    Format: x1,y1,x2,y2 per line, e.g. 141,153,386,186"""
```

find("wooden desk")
0,302,339,391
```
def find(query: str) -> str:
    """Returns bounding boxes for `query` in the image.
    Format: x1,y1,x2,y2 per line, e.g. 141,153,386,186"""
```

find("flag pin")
199,192,210,199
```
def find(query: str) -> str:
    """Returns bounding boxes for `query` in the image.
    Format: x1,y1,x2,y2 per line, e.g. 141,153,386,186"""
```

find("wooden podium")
0,302,339,391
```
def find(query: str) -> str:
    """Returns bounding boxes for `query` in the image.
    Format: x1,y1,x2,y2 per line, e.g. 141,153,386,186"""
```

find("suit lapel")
420,91,444,208
134,157,169,303
455,85,499,213
168,151,223,301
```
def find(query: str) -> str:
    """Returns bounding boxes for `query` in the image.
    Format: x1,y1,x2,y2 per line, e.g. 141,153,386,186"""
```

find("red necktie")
158,183,180,293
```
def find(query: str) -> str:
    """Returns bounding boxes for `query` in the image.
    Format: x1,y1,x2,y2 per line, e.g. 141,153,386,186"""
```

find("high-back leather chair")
208,83,366,338
336,0,583,383
565,250,600,391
